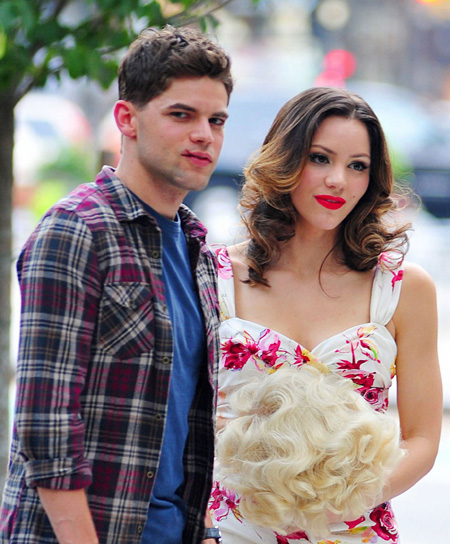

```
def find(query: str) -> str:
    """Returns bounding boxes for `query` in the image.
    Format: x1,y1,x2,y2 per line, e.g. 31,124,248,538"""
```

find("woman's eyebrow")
311,143,370,159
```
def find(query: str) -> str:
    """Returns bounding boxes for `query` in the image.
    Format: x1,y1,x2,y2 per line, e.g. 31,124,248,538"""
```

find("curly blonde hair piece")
216,365,405,537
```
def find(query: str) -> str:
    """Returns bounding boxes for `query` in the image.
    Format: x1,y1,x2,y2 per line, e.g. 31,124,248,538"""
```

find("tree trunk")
0,92,15,492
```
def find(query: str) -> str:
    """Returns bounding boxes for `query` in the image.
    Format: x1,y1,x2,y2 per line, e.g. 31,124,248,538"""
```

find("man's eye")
210,117,226,126
171,112,188,119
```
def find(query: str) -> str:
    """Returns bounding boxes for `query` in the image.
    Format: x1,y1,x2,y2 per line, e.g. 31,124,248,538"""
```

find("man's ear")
114,100,137,138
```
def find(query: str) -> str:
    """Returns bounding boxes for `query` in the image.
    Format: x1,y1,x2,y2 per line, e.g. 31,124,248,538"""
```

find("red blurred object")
314,49,357,88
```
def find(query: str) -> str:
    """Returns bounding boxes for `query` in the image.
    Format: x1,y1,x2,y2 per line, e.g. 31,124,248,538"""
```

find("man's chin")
185,175,213,193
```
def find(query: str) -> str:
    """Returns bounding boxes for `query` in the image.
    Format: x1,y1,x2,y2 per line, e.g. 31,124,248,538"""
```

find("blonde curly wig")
215,364,405,537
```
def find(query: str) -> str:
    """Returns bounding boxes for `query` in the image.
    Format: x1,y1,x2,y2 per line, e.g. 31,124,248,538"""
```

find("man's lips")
182,150,213,167
314,195,346,210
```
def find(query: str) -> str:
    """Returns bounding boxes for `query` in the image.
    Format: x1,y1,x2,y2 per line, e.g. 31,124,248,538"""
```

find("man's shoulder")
48,169,139,228
178,204,208,240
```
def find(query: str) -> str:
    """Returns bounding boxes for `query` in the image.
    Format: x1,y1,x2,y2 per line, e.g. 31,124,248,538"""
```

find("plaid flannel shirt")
0,167,220,544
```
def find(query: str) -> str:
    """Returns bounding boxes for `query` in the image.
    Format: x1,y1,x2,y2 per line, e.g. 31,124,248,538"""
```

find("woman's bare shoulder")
227,242,247,263
395,260,437,327
401,261,436,294
227,242,249,281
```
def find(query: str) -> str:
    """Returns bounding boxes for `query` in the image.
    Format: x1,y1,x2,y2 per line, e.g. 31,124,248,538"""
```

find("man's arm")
37,488,99,544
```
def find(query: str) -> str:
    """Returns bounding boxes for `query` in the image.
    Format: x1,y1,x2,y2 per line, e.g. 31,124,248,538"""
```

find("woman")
208,87,442,544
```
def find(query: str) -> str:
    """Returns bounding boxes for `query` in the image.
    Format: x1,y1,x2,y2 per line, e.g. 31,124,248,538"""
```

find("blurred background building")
14,0,450,225
10,1,450,542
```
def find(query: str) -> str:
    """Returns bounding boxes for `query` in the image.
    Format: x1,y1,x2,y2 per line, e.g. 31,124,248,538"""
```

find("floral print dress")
209,247,404,544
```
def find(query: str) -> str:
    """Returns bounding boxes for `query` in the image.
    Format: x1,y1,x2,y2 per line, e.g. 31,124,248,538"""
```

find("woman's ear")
113,100,137,138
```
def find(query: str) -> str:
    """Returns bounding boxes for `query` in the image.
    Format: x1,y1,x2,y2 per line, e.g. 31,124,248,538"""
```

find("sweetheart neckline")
222,315,395,354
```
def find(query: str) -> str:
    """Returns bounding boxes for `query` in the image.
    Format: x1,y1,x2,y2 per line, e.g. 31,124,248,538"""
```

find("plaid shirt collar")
96,166,209,241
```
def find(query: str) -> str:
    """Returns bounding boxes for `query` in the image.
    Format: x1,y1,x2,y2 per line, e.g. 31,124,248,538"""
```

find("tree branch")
167,0,236,26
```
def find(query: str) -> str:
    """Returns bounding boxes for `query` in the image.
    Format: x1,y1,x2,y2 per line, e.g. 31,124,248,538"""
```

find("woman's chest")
235,271,374,352
218,317,397,414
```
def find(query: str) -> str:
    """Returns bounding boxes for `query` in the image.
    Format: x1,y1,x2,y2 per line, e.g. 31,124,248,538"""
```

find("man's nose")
190,118,213,144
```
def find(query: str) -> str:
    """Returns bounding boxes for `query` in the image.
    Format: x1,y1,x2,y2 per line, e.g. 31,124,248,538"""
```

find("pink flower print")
209,482,243,523
339,369,388,409
359,387,388,411
356,326,380,362
221,338,258,370
257,329,283,370
348,371,375,390
345,515,367,529
390,269,403,290
369,503,399,542
336,327,379,371
378,253,404,290
275,530,310,543
378,252,402,271
215,246,233,280
209,482,224,511
293,345,311,366
336,358,367,371
378,252,393,269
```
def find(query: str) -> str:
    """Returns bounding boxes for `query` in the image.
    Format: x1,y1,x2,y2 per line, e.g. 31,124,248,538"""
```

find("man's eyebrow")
167,102,197,112
213,111,229,119
167,102,228,119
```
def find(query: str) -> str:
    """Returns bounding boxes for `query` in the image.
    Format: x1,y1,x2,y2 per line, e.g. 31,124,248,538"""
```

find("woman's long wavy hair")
240,87,410,286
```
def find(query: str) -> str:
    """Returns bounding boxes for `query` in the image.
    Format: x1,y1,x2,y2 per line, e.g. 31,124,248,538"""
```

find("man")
0,26,232,544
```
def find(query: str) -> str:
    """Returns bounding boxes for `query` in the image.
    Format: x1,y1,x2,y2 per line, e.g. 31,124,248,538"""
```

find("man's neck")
115,163,186,220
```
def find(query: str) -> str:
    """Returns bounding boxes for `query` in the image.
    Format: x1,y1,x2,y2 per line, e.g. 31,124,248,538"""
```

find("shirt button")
146,470,154,479
162,356,170,365
152,250,159,258
137,525,143,535
155,413,163,421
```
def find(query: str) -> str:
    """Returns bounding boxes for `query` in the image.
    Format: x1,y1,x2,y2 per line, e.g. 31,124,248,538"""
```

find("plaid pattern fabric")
0,167,220,544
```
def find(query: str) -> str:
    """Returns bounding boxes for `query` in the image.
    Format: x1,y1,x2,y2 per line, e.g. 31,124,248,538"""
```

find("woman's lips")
314,195,346,210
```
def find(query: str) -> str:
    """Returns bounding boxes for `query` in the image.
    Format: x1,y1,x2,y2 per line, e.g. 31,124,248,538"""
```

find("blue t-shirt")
142,205,205,544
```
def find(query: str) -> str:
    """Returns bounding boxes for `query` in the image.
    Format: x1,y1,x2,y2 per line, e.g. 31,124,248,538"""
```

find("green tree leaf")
0,26,6,60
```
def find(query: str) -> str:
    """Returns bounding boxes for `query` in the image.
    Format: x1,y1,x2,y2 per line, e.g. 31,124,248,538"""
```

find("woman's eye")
309,153,328,164
351,161,369,172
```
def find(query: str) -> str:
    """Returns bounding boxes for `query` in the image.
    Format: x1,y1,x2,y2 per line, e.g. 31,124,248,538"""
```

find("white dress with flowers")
209,246,404,544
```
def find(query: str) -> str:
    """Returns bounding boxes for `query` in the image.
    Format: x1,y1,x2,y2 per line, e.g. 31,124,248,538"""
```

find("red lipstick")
315,195,346,210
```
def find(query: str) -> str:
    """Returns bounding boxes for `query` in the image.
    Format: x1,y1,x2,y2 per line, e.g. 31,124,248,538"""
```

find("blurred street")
393,412,450,543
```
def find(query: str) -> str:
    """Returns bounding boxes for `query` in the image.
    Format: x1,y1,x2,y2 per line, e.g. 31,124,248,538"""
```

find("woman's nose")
325,165,346,190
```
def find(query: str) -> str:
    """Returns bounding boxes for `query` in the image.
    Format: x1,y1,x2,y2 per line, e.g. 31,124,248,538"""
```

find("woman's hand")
326,510,343,525
216,415,227,432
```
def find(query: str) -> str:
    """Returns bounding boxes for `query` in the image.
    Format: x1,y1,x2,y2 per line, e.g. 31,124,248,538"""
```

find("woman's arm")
382,261,442,502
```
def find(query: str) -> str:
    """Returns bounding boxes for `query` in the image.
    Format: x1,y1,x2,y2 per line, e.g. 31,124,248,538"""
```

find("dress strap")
214,245,236,321
370,252,404,325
